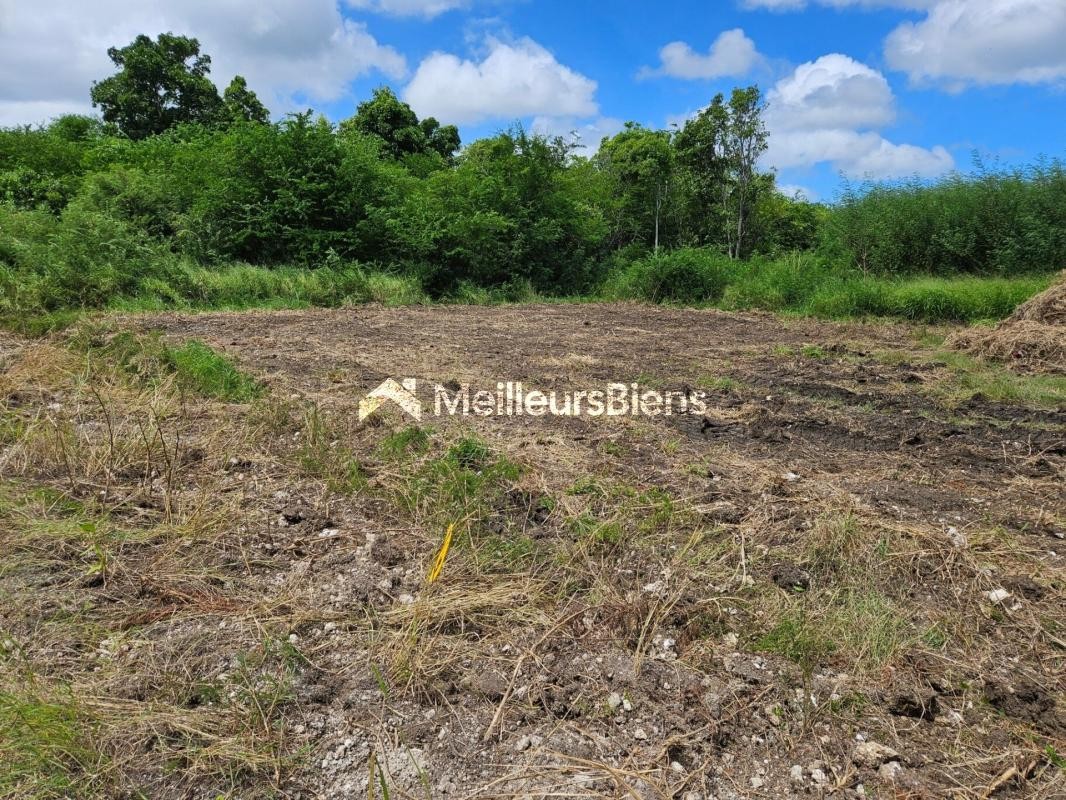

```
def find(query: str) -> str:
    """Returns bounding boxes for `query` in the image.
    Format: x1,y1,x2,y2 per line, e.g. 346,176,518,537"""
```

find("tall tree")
90,33,222,139
722,86,768,259
340,87,459,162
597,123,675,252
673,86,768,258
222,76,269,124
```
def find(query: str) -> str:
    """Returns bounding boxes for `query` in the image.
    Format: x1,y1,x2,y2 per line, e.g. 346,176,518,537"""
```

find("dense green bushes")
606,249,1051,322
827,163,1066,275
1,93,1063,325
603,249,732,303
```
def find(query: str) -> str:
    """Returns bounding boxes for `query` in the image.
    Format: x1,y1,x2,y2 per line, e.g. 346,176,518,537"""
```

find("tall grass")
604,249,1051,323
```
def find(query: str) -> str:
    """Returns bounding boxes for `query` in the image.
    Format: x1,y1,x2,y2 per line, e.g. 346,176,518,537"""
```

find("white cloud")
641,29,765,80
741,0,1066,88
769,53,895,130
741,0,935,9
403,37,598,124
345,0,468,18
764,54,953,178
884,0,1066,87
0,0,406,127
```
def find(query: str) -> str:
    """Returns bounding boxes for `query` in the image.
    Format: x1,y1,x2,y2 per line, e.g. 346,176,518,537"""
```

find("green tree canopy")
597,123,675,251
90,33,223,139
222,76,269,124
340,87,460,162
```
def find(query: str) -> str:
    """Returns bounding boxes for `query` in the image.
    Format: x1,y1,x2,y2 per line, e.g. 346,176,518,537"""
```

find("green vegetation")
0,686,108,798
165,340,263,401
1,32,1063,325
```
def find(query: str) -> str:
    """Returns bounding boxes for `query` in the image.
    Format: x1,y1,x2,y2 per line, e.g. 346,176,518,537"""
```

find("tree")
90,33,222,139
674,96,728,246
722,86,768,259
597,123,675,252
340,87,460,162
673,86,768,258
222,76,269,124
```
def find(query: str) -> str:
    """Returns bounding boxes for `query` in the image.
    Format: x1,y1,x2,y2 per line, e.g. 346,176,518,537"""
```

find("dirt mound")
950,273,1066,373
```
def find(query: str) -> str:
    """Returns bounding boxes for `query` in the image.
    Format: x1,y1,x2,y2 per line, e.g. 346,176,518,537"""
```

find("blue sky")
2,0,1064,200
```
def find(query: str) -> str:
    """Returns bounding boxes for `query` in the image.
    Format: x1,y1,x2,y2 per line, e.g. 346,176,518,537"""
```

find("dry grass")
951,271,1066,373
1,312,1063,799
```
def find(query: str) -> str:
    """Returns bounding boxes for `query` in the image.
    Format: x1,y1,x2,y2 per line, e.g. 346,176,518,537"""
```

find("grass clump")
0,685,109,799
397,436,521,529
601,248,1051,323
377,425,431,460
165,340,263,402
296,405,366,495
757,590,911,674
933,350,1066,408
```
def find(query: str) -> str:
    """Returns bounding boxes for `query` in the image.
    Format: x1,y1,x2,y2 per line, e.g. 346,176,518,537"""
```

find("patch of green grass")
297,405,366,495
397,436,521,528
695,373,743,392
0,310,82,338
569,512,624,547
376,426,431,460
165,341,263,402
933,351,1066,408
804,512,871,579
758,590,911,674
0,686,109,798
801,345,828,359
756,613,837,672
476,533,539,571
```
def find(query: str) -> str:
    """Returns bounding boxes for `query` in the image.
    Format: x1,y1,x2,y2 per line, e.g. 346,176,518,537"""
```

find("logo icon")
358,378,422,422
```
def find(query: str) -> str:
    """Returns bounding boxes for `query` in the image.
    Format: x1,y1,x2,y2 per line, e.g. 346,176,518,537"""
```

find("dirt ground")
1,303,1063,799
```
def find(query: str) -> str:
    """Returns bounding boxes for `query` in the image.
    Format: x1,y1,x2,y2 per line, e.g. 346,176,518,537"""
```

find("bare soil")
2,303,1064,799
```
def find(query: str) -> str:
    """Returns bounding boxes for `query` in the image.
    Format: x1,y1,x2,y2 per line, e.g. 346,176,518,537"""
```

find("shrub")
604,248,733,304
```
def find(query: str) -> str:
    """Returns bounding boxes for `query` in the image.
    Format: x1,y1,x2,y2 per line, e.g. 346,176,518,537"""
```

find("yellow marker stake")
426,523,455,584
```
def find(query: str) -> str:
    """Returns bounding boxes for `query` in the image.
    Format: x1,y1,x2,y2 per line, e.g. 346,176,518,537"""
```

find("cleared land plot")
1,304,1064,799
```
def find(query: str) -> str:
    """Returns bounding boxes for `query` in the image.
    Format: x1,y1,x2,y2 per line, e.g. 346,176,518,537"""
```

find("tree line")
1,32,1063,315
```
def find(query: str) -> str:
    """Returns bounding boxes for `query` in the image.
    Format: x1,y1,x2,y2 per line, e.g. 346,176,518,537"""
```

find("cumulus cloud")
741,0,1066,88
777,183,817,200
884,0,1066,87
403,37,598,124
0,0,406,127
345,0,468,18
764,54,953,178
741,0,935,9
640,29,765,80
768,53,895,130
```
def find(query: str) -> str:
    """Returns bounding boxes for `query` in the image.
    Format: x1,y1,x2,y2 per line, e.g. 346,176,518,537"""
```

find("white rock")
606,692,623,710
878,761,904,782
985,588,1012,604
750,776,765,789
853,741,899,768
790,764,804,783
632,727,648,740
